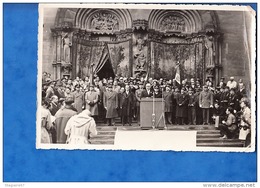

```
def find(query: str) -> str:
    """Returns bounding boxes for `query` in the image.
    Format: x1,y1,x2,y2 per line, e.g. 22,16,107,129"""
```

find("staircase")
196,127,245,147
89,123,246,147
89,126,117,145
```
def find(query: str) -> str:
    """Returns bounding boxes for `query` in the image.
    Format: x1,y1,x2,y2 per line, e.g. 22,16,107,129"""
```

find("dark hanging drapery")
75,38,130,78
150,41,205,82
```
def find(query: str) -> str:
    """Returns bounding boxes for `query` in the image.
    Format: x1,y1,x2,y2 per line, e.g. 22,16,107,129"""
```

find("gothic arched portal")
51,8,222,85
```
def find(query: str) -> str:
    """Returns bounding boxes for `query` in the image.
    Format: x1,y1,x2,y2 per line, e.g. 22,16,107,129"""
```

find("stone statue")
205,36,215,67
62,33,71,63
134,51,146,70
136,35,145,51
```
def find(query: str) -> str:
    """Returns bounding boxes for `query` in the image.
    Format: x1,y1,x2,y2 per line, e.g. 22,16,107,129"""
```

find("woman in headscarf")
64,109,98,144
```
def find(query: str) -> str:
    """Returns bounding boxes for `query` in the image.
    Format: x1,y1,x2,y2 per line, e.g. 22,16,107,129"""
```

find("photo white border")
36,3,256,153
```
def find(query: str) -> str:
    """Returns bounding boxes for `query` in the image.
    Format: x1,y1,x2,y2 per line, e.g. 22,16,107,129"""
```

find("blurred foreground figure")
65,109,98,144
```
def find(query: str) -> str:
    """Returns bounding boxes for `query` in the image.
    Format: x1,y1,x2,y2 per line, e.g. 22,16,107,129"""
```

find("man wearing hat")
199,85,214,125
153,85,162,98
85,84,99,118
54,80,65,99
55,96,77,143
45,81,55,102
214,86,221,103
72,84,84,113
103,84,118,126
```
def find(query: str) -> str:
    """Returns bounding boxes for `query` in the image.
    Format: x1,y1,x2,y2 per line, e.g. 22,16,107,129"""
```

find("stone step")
97,131,116,135
96,127,117,131
196,142,244,147
197,134,222,138
197,138,244,143
197,130,220,134
92,135,115,140
89,140,114,145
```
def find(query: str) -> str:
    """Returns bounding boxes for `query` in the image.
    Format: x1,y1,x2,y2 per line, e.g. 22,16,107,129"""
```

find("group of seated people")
41,73,252,145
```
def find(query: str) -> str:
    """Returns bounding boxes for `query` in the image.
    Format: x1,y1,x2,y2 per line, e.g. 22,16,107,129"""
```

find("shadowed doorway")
96,58,115,80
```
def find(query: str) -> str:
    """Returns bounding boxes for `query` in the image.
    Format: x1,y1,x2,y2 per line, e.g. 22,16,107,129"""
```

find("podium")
140,98,165,129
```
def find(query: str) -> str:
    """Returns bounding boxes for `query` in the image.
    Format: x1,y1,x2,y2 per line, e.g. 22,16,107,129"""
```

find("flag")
242,11,251,70
175,64,181,85
144,71,149,82
143,71,149,88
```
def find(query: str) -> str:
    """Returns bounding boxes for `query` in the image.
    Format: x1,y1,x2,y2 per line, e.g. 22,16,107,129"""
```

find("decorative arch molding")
148,9,203,33
75,8,132,33
54,8,77,28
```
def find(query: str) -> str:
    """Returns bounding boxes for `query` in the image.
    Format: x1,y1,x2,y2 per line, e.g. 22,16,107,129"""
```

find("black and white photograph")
37,3,256,152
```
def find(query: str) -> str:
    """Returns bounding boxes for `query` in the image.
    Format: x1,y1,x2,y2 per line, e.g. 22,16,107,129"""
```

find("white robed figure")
64,109,98,144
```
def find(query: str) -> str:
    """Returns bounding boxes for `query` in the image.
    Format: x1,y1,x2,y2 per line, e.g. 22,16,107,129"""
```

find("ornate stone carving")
160,15,185,32
206,67,214,77
90,12,119,32
61,62,72,74
132,19,148,30
148,32,163,42
61,21,73,30
117,32,132,41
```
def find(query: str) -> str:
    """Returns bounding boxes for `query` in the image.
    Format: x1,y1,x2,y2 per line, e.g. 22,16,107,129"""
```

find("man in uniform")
199,85,214,125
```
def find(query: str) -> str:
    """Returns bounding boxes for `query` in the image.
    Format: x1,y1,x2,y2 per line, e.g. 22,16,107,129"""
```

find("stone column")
56,30,62,79
52,31,58,80
129,33,133,77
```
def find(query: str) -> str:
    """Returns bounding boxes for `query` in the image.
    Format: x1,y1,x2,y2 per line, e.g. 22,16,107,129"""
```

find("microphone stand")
152,92,156,129
156,92,167,130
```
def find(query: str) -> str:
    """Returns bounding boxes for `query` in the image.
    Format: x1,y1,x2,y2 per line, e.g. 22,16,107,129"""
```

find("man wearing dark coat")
171,87,180,125
163,85,173,124
212,102,225,128
45,81,55,102
121,85,135,126
237,82,247,102
228,88,240,112
49,95,59,116
103,84,118,126
141,83,154,98
188,88,196,125
153,85,162,98
55,96,77,144
220,86,230,110
118,87,125,124
176,88,188,125
194,88,202,124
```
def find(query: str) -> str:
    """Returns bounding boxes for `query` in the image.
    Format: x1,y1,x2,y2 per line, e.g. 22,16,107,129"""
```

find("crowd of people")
41,72,252,146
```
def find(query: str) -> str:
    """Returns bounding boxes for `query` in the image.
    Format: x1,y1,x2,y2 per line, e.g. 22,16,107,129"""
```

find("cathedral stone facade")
41,7,253,86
